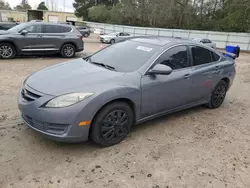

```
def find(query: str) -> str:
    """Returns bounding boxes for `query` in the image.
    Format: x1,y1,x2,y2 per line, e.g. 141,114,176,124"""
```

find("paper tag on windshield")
136,46,153,52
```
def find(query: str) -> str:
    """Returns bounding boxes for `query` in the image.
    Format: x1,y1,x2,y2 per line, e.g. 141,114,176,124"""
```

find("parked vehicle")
18,36,236,146
76,26,91,37
0,22,84,59
100,32,131,44
0,22,18,31
93,28,104,35
191,38,216,48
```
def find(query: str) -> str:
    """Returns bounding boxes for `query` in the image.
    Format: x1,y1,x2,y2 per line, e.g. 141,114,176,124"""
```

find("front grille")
22,115,68,135
21,88,41,101
100,37,104,42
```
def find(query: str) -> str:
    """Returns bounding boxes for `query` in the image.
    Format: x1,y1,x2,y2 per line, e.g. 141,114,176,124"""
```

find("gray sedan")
100,32,130,44
18,37,236,146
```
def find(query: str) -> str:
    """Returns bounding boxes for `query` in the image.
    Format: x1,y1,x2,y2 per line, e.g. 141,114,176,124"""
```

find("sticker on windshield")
136,46,153,52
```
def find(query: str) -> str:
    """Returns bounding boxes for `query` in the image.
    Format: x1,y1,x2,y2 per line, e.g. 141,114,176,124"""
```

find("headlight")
45,93,94,108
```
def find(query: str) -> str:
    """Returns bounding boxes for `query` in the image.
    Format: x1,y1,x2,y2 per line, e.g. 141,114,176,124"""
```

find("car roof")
130,36,190,46
25,22,72,27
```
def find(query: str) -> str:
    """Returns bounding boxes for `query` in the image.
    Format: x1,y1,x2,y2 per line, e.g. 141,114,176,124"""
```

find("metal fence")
85,21,250,51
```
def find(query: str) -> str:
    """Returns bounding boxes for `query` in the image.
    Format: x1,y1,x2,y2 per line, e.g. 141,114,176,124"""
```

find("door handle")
184,74,191,79
37,35,43,38
215,66,220,70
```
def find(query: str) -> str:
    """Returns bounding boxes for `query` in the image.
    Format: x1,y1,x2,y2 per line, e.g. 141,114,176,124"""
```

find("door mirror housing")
20,29,28,35
148,64,173,75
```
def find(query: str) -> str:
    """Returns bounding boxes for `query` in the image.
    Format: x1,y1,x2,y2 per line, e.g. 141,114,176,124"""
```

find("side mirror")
20,29,28,35
148,64,173,75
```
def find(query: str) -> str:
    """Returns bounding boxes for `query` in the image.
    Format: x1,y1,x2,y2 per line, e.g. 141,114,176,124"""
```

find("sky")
6,0,74,12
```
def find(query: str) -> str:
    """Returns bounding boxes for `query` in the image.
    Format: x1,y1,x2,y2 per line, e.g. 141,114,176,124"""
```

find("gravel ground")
0,36,250,188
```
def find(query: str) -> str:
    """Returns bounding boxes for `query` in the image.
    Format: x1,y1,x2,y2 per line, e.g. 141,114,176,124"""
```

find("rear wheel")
0,43,16,59
61,44,76,58
206,80,227,109
83,33,89,37
90,102,134,147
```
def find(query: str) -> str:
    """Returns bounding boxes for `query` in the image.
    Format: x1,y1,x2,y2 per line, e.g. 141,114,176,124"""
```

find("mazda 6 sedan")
18,36,236,146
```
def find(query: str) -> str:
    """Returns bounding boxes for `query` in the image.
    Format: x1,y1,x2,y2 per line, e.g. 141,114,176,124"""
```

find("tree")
37,1,48,10
14,0,32,11
0,0,12,10
73,0,95,20
74,0,250,32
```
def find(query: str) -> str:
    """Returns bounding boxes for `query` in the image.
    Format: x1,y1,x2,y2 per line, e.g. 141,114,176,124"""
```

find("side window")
206,39,212,43
191,46,213,66
43,25,62,33
25,25,42,33
200,39,206,43
211,52,220,62
119,32,124,36
156,46,190,70
61,26,72,33
124,33,130,36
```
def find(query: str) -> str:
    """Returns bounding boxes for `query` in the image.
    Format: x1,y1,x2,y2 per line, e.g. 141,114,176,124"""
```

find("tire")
83,33,89,38
90,102,134,147
110,39,115,44
206,80,227,109
60,44,76,58
0,43,16,59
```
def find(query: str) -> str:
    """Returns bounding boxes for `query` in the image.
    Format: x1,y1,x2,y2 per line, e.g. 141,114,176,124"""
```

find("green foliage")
74,0,250,32
88,5,110,22
14,0,32,11
37,1,48,10
0,0,12,10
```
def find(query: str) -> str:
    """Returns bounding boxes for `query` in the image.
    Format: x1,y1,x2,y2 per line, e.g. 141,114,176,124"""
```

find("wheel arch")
0,40,18,53
221,77,230,90
91,98,137,124
60,42,77,51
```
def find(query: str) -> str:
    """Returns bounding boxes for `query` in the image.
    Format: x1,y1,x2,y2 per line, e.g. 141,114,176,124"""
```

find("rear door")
41,25,67,50
189,45,222,102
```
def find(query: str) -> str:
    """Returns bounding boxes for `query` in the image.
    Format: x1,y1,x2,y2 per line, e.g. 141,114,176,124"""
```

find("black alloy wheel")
90,102,134,147
207,80,227,109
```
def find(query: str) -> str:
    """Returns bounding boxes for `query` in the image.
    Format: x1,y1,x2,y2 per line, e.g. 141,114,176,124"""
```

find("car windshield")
89,40,159,72
8,23,28,32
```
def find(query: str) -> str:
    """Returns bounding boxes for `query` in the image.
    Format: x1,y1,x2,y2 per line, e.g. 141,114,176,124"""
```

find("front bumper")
100,38,110,43
18,85,92,142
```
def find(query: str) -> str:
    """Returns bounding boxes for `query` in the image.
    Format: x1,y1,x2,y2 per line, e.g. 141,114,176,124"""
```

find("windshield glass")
89,40,159,72
8,23,28,33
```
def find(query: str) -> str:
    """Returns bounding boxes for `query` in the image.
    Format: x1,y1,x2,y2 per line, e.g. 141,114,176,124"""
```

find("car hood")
101,35,114,38
26,59,125,96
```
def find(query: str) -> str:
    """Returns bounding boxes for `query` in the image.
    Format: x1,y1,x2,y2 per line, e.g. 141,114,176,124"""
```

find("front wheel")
206,80,227,109
90,102,134,147
110,39,115,44
61,44,76,58
0,43,16,59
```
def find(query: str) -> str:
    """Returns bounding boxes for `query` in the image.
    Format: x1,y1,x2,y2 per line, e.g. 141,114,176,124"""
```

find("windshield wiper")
84,56,116,71
91,62,116,71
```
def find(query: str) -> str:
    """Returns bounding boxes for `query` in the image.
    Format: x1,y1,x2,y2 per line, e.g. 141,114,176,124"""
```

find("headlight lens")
45,93,94,108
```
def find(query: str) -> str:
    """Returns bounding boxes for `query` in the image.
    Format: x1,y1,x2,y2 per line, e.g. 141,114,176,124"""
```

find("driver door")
15,24,44,51
141,45,193,117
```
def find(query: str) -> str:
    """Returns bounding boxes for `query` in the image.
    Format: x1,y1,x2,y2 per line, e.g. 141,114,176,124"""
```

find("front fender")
76,85,141,123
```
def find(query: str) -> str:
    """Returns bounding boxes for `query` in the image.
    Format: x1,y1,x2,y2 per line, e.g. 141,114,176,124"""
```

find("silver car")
100,32,130,44
18,37,236,146
191,38,216,48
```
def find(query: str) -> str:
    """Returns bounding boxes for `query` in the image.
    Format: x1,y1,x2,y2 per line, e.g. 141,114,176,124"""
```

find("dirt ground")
0,35,250,188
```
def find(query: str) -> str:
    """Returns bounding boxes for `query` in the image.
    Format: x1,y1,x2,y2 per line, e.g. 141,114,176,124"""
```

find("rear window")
90,41,159,72
61,26,72,33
